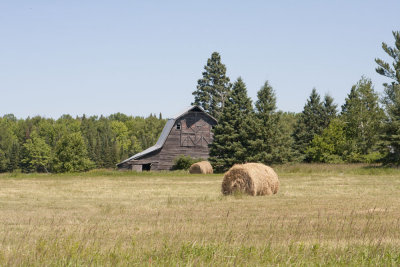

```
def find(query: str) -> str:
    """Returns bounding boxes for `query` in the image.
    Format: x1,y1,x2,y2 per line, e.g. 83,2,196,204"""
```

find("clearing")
0,164,400,265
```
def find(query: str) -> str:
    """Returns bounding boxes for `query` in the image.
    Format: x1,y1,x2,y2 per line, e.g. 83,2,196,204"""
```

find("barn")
117,106,217,171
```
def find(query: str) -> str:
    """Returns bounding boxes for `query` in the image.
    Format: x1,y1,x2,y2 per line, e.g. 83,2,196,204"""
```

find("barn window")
177,123,181,130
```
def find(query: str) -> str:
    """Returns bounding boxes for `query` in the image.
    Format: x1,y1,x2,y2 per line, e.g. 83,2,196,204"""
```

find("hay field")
1,165,400,266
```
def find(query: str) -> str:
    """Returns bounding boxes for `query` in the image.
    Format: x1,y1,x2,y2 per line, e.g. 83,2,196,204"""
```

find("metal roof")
117,105,217,166
171,105,217,122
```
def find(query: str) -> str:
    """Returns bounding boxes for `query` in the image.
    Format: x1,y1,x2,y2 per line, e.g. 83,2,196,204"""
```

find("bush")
362,152,384,164
172,155,202,170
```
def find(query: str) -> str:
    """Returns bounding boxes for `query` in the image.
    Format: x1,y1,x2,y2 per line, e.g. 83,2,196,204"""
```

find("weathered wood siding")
126,110,216,170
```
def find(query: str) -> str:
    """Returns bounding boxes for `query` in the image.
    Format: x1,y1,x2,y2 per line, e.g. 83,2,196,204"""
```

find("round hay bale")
189,161,213,174
221,163,279,196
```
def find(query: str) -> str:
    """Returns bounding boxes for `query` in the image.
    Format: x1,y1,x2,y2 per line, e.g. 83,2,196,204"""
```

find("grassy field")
1,164,400,266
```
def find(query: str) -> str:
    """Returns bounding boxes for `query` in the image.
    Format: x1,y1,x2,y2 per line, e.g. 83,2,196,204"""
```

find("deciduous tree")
21,132,51,172
341,77,385,159
53,132,94,173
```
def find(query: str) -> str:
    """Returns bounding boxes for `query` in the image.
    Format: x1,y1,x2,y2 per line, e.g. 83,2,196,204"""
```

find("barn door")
180,117,211,147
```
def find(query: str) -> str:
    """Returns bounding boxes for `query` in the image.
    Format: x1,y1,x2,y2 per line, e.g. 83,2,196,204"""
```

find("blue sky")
0,1,399,118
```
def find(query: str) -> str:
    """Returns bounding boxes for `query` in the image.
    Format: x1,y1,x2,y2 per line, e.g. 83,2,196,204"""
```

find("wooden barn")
117,106,217,171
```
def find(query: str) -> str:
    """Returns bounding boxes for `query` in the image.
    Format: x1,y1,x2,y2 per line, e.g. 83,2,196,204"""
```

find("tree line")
0,113,165,173
193,31,400,172
1,31,399,173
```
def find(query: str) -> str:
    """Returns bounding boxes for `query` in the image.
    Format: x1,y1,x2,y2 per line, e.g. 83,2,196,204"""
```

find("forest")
0,31,399,173
0,113,165,173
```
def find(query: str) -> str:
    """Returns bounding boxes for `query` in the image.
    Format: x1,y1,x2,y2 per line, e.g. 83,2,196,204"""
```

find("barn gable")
117,106,217,171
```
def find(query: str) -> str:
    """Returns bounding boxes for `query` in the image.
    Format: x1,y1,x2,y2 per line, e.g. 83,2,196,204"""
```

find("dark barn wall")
126,111,216,171
119,149,160,170
156,111,215,170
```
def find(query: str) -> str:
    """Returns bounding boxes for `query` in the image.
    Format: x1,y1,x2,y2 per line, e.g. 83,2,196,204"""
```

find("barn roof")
117,106,217,166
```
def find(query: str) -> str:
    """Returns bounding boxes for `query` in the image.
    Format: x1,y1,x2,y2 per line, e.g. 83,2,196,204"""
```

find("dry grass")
0,164,400,265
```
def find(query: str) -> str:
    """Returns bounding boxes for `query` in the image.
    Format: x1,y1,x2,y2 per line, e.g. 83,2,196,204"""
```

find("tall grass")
1,164,400,265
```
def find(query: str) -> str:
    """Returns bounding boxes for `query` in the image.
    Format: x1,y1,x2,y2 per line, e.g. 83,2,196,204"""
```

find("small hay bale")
189,161,213,174
221,163,279,196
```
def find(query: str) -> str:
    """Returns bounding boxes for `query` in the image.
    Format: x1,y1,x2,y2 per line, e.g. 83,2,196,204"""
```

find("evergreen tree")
250,81,295,164
276,111,299,162
7,141,20,172
321,94,338,128
0,149,6,171
375,31,400,164
209,77,255,172
94,132,103,168
0,117,19,172
97,118,116,168
80,115,98,165
192,52,231,119
292,88,325,160
341,77,385,159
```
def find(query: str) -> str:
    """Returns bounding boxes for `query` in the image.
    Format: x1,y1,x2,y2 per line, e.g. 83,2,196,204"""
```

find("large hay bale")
221,163,279,196
189,161,213,174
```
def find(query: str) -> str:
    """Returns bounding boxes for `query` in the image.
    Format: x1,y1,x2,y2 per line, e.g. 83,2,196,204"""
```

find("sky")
0,1,399,119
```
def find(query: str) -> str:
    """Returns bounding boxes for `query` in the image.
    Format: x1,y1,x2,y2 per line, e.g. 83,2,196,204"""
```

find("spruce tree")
292,88,325,160
250,81,295,164
0,117,19,172
7,141,20,172
80,115,98,165
375,31,400,164
192,52,231,119
321,94,337,128
0,149,6,172
209,77,255,172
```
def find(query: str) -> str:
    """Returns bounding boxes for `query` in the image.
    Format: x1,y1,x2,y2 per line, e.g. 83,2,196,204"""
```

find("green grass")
0,164,400,265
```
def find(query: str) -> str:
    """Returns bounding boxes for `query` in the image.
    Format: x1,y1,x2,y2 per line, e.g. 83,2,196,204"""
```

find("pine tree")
94,133,103,168
250,81,295,164
341,77,385,159
7,141,20,172
80,115,98,164
0,149,6,172
375,31,400,164
0,117,19,172
292,88,325,160
192,52,231,119
209,77,255,172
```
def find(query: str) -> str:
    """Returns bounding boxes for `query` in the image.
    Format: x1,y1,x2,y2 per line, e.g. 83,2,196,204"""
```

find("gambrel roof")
117,106,217,166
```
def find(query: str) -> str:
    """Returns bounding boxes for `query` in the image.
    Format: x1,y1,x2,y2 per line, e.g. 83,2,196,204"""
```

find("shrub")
172,155,202,170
